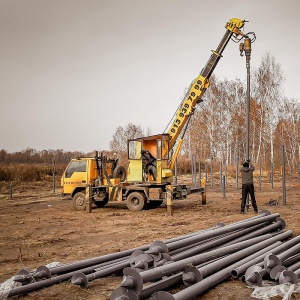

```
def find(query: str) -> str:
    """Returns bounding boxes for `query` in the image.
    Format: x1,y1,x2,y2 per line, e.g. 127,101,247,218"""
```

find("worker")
141,150,157,181
240,159,258,214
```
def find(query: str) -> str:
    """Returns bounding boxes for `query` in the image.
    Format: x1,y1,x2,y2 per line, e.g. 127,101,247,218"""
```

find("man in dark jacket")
141,150,157,181
240,160,258,214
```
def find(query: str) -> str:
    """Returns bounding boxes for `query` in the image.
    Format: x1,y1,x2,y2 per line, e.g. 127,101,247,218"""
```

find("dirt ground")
0,175,300,300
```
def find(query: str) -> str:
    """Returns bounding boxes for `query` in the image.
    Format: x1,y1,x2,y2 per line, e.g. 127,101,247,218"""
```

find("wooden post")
210,157,213,187
52,159,56,194
166,185,173,216
9,182,13,199
86,185,92,213
201,192,206,205
271,162,274,189
199,161,202,187
281,145,286,205
222,175,226,199
219,162,222,191
235,151,239,190
259,157,262,191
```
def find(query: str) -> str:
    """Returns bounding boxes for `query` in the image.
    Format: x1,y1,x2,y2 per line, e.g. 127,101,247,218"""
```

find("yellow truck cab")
61,154,125,210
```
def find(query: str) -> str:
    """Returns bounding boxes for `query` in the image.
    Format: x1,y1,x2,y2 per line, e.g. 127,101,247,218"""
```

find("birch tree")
251,52,285,166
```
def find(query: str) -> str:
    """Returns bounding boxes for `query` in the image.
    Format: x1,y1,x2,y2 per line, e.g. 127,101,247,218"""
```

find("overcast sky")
0,0,298,153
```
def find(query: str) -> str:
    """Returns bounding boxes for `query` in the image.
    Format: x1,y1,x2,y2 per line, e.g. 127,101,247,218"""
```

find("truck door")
127,140,143,182
62,159,88,195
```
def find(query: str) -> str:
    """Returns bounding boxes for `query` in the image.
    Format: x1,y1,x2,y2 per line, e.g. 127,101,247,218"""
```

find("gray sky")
0,0,298,153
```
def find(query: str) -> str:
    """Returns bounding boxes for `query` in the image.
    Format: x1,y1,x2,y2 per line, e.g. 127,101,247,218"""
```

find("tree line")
0,148,84,164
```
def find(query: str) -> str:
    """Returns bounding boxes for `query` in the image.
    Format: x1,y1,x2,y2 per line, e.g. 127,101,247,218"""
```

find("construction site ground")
0,175,300,300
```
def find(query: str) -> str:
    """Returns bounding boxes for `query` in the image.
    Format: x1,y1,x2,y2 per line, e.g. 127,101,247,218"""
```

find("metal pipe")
284,261,300,274
147,213,276,267
71,259,130,288
31,246,150,279
140,256,225,299
264,234,300,269
165,213,280,252
139,273,183,299
168,235,225,256
85,228,277,295
28,212,273,285
31,224,225,280
8,257,131,297
282,253,300,267
19,222,228,287
149,232,293,300
182,241,282,286
231,236,299,279
118,233,283,295
155,219,274,263
219,217,285,248
171,224,271,262
245,37,251,162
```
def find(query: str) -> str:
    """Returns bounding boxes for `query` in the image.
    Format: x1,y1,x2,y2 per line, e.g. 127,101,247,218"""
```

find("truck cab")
61,154,125,210
127,134,173,184
61,158,94,197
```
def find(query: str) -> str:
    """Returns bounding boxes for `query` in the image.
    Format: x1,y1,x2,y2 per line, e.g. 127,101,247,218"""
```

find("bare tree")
109,123,144,153
275,98,300,167
252,52,285,167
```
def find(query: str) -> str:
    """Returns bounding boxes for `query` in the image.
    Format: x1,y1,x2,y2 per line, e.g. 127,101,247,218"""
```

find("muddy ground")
0,175,300,300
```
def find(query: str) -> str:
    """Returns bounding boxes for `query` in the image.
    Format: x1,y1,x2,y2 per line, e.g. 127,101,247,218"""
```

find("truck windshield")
65,160,87,178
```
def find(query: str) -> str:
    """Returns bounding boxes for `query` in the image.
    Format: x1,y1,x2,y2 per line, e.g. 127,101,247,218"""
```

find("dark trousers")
241,183,258,212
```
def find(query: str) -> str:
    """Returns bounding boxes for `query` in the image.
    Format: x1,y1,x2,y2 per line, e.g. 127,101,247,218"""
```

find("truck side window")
65,161,87,178
128,140,141,159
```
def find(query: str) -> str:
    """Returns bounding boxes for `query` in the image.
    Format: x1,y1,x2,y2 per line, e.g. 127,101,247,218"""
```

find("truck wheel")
127,192,146,212
94,196,109,208
113,166,126,182
73,192,86,211
147,200,163,209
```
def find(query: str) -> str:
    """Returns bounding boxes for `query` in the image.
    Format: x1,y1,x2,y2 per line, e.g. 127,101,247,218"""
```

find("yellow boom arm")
167,18,246,155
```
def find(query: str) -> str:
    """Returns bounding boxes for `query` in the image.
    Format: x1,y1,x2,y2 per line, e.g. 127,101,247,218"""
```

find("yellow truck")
61,18,254,212
61,134,192,211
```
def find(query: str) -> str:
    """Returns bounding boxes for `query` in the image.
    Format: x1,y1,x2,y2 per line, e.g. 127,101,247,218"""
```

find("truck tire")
73,192,86,211
126,192,146,212
113,166,126,182
147,200,163,209
94,196,109,208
